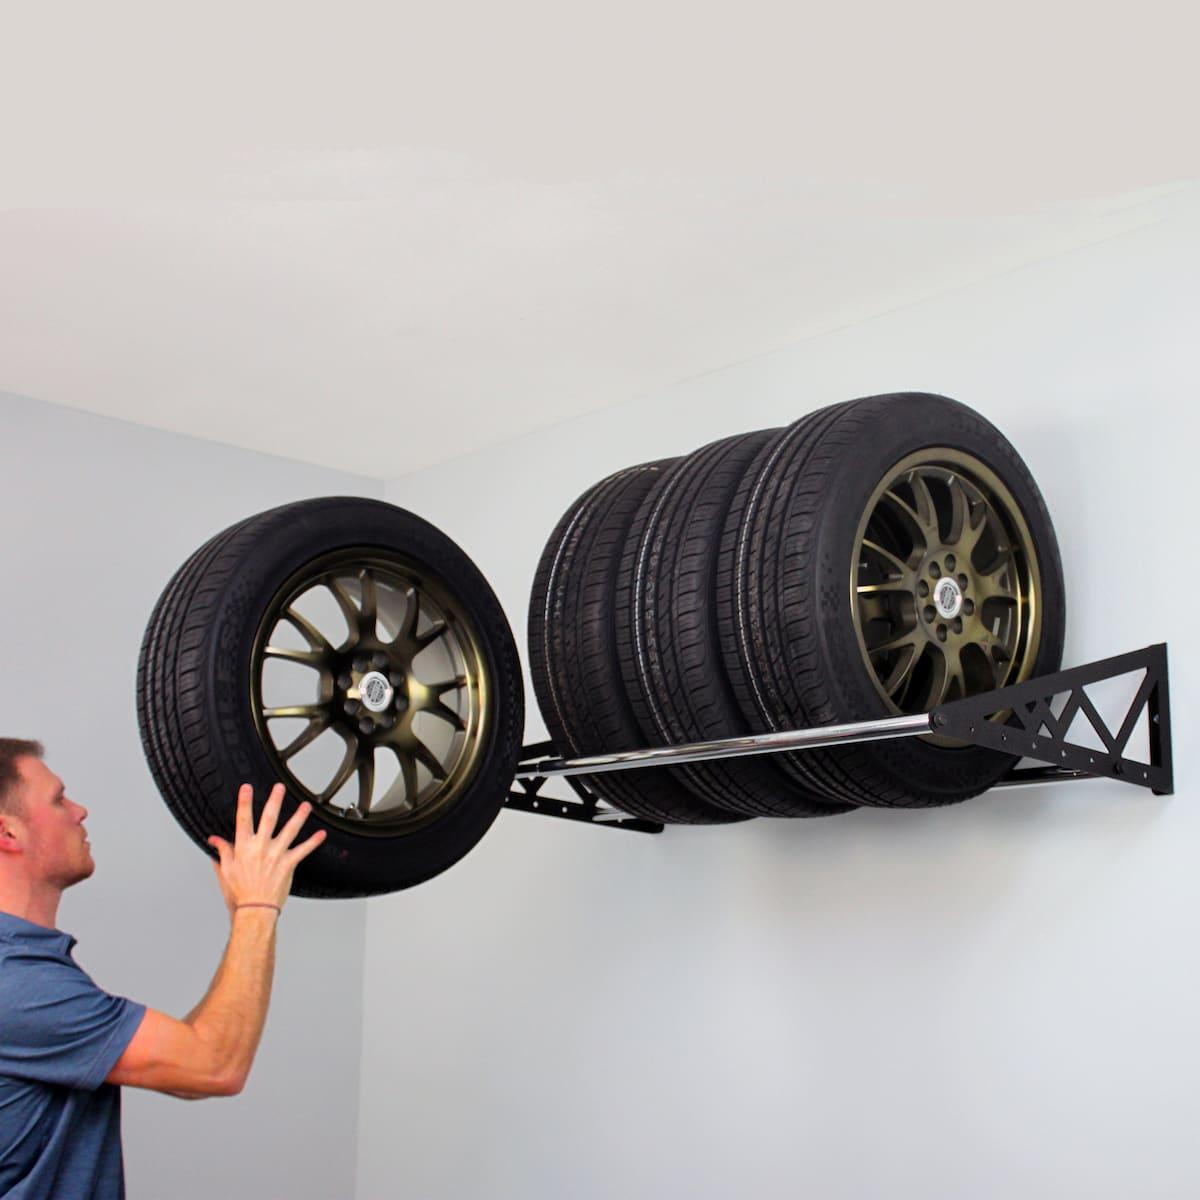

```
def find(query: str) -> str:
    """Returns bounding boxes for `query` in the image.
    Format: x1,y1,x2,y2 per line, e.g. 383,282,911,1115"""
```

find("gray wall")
0,394,373,1199
357,187,1198,1199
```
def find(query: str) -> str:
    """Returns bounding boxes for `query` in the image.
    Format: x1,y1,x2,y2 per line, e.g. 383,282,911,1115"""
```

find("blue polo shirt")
0,912,146,1199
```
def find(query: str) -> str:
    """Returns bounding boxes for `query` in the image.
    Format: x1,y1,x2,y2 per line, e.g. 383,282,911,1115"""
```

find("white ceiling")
1,1,1196,477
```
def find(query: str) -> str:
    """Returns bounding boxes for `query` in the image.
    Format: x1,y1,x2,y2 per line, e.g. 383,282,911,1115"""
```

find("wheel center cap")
358,671,394,712
934,576,963,619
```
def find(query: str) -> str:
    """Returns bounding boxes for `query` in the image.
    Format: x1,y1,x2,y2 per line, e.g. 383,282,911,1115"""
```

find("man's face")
7,758,94,888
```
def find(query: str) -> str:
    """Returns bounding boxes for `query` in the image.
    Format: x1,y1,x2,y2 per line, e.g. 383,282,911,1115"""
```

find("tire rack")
506,643,1173,833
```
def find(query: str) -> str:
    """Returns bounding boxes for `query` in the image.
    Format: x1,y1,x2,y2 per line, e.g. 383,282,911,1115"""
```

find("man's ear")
0,815,24,855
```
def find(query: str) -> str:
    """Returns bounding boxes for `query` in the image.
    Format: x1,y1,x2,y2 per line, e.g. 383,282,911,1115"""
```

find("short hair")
0,739,44,816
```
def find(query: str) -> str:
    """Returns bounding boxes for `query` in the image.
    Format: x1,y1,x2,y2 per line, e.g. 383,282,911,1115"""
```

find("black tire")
620,432,857,818
138,497,525,897
724,392,1066,807
528,464,744,823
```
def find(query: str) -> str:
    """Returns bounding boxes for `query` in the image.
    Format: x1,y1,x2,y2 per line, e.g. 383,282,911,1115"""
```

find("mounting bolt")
918,580,930,598
353,657,368,672
929,561,941,578
936,624,948,642
952,617,963,634
358,718,375,736
372,652,389,669
388,671,405,688
932,713,946,727
1113,762,1125,777
958,573,969,589
923,605,936,623
963,599,975,616
945,554,956,572
337,674,353,691
343,700,360,716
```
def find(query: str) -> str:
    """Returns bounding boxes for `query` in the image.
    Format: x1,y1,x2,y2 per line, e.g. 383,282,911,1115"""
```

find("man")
0,737,326,1198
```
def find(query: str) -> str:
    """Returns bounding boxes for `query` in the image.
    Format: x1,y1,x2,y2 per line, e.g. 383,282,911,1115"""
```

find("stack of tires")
528,392,1066,821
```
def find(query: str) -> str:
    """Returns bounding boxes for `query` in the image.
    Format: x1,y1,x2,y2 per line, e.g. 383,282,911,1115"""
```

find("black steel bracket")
507,741,666,833
933,642,1172,796
505,643,1172,832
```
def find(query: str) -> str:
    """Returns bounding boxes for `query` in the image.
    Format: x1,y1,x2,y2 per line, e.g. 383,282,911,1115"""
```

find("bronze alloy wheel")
250,548,490,836
851,448,1043,717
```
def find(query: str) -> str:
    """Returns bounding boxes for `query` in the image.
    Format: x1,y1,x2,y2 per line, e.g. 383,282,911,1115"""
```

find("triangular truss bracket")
507,741,665,833
932,643,1172,795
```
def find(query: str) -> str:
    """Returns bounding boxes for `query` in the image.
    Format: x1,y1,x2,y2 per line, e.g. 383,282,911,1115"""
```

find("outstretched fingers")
276,799,316,849
234,786,254,843
257,782,286,839
286,828,327,867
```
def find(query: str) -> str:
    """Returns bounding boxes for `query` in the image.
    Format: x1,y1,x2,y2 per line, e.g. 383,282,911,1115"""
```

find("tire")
138,497,525,897
723,392,1066,807
528,464,745,823
621,432,857,818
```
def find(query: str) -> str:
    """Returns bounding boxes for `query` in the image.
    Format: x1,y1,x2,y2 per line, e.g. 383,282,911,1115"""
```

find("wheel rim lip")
849,447,1044,728
250,546,491,836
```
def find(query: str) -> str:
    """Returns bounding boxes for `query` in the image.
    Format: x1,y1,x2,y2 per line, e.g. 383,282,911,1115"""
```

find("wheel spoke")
429,676,468,696
414,620,449,651
955,505,990,559
929,645,966,707
354,757,375,816
975,563,1018,604
926,648,949,707
263,704,328,720
856,580,913,597
946,476,971,545
282,608,333,654
867,630,921,657
879,489,932,549
411,737,447,781
881,641,923,697
425,701,466,732
264,645,327,668
396,586,420,643
895,649,922,708
325,578,361,635
388,746,419,808
909,473,938,534
320,736,361,802
860,538,913,581
358,570,378,637
279,717,329,761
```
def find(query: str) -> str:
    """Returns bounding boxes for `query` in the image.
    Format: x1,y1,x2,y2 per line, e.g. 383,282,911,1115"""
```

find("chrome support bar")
516,713,933,780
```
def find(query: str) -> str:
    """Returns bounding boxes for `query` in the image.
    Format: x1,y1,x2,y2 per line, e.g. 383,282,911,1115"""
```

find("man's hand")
206,783,326,917
107,783,327,1099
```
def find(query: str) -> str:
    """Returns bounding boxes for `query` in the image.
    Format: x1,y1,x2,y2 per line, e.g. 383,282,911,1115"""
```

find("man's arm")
106,783,325,1098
